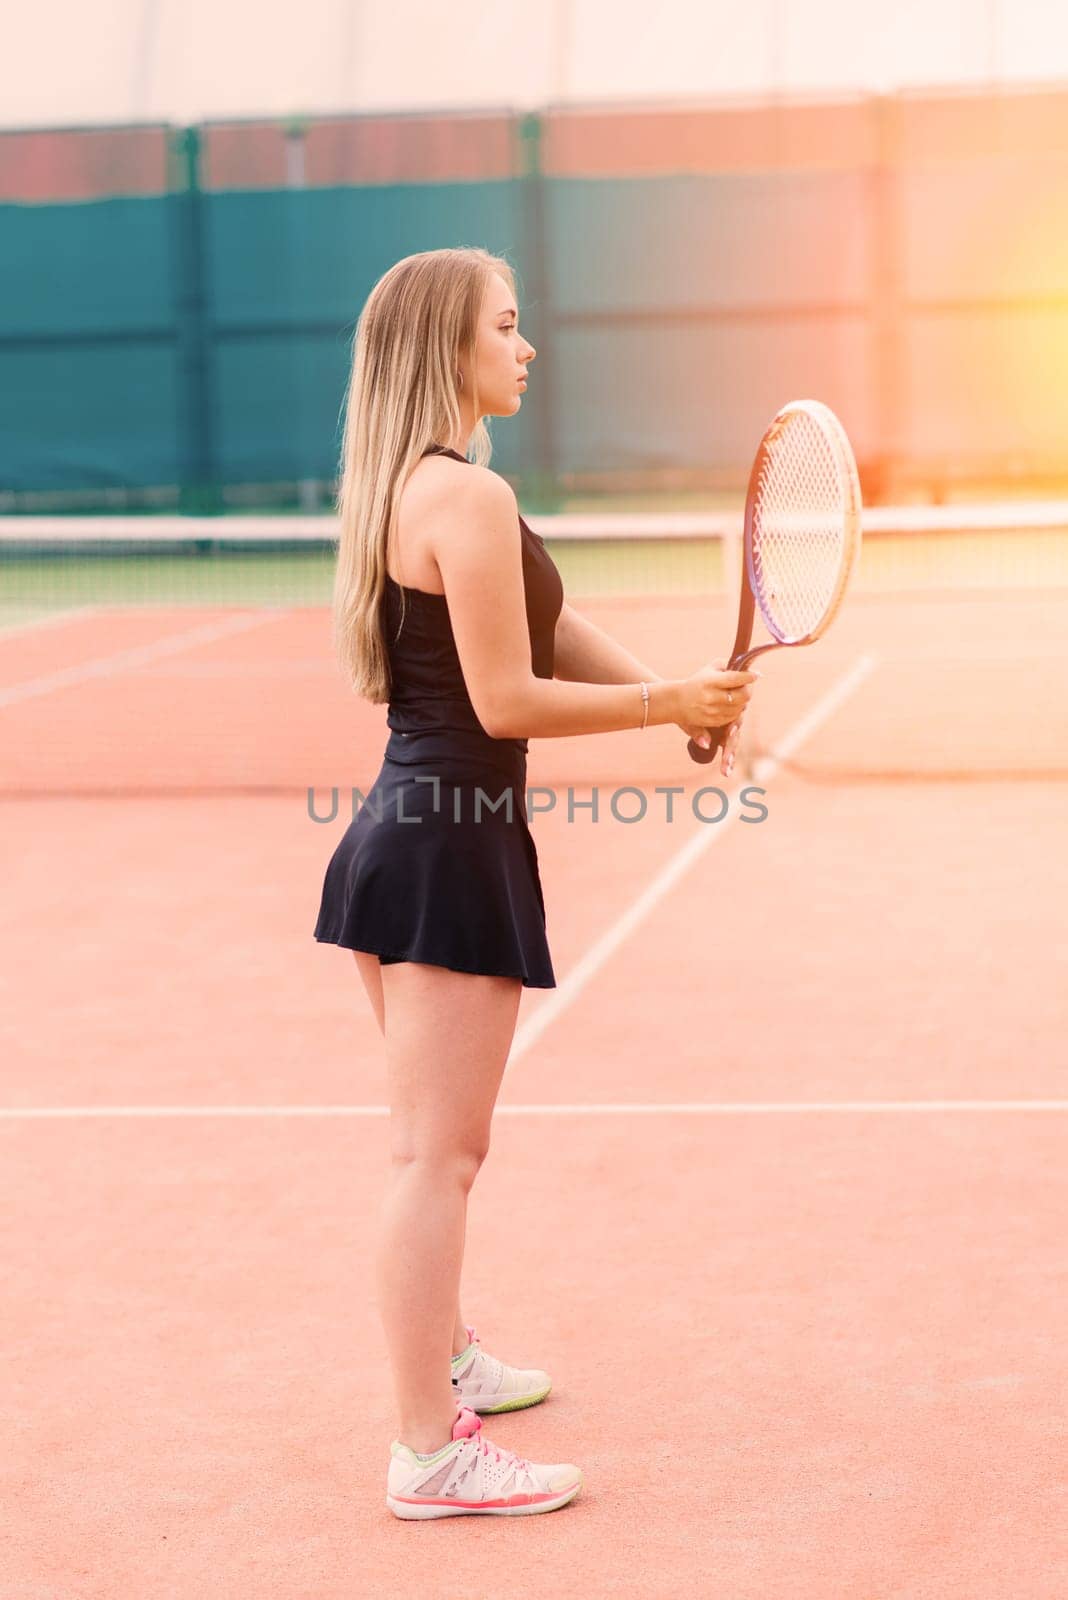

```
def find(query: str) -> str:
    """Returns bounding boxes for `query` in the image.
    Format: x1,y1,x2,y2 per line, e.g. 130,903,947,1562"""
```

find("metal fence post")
169,125,221,515
868,96,903,505
516,111,562,512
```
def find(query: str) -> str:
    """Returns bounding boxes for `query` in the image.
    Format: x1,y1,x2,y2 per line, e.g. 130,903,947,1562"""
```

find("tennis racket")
688,398,862,765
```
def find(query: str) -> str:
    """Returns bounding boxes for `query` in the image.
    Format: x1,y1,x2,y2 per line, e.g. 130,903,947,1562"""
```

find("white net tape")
751,410,846,642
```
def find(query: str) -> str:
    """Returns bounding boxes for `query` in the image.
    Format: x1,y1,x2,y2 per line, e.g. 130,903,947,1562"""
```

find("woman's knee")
389,1142,488,1188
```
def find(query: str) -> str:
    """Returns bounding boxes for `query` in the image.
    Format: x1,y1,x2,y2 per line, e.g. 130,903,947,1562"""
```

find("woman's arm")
432,470,751,758
553,599,746,768
553,601,663,687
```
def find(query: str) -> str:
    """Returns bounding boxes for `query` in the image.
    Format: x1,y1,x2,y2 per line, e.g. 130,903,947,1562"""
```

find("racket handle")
687,729,726,765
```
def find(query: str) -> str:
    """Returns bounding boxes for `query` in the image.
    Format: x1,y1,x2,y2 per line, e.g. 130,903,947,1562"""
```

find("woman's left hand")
678,715,744,778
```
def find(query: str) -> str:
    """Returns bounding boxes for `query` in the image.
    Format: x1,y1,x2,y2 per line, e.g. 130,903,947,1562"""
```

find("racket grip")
687,729,726,765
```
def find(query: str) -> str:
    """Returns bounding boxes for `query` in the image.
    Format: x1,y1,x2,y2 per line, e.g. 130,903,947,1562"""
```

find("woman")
314,247,756,1519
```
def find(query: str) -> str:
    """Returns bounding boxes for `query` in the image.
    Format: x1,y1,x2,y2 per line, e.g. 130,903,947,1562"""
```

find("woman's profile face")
469,271,536,418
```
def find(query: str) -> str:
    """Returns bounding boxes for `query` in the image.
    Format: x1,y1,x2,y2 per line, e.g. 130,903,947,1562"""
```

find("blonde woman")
314,247,756,1519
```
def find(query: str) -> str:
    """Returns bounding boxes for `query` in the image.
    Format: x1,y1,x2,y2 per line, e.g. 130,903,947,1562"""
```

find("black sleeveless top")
382,445,564,751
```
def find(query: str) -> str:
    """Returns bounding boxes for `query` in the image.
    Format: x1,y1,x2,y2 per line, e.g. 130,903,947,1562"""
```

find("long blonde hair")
332,246,517,701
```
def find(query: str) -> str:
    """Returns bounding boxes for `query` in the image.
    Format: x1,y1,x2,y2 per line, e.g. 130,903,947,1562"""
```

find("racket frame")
746,398,863,653
687,398,863,758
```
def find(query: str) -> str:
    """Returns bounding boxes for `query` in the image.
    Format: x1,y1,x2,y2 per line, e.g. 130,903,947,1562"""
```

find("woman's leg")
374,960,521,1455
352,951,478,1361
352,950,385,1035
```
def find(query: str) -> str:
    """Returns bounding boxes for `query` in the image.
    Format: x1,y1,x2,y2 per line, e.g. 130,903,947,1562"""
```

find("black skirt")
313,728,556,989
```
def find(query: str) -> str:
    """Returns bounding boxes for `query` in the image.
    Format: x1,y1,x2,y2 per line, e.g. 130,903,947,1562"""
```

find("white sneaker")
386,1403,583,1519
451,1322,552,1413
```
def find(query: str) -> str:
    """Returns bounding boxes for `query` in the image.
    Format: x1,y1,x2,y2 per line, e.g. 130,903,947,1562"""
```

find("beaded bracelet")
639,680,650,730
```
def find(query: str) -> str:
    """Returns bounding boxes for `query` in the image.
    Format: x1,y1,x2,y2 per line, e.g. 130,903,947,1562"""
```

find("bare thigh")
352,951,385,1035
377,961,522,1167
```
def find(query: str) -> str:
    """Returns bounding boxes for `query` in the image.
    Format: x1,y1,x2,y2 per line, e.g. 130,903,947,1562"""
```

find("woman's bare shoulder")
404,455,516,530
392,455,517,590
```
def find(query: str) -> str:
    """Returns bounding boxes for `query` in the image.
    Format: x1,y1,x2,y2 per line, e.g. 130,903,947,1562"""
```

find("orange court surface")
2,549,1065,1597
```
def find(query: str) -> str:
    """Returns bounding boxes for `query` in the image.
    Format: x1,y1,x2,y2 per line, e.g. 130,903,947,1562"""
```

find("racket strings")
751,413,848,642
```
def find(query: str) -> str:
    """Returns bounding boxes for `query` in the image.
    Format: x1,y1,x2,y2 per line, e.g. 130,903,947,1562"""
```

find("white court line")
0,611,282,709
0,607,100,641
505,652,880,1071
750,652,880,781
1,1101,1065,1120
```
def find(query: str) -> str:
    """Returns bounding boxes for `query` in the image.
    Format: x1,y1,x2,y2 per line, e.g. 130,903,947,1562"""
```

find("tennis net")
2,503,1066,794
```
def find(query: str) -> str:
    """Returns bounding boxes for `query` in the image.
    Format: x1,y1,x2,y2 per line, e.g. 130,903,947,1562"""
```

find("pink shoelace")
454,1404,531,1474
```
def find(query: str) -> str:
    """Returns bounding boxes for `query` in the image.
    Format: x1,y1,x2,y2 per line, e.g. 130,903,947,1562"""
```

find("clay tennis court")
2,520,1065,1595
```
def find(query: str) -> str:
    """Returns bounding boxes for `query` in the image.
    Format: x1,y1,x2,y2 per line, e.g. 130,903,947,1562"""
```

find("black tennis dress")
313,445,564,988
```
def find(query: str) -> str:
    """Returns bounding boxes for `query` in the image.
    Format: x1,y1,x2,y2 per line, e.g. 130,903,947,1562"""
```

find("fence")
3,86,1068,510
